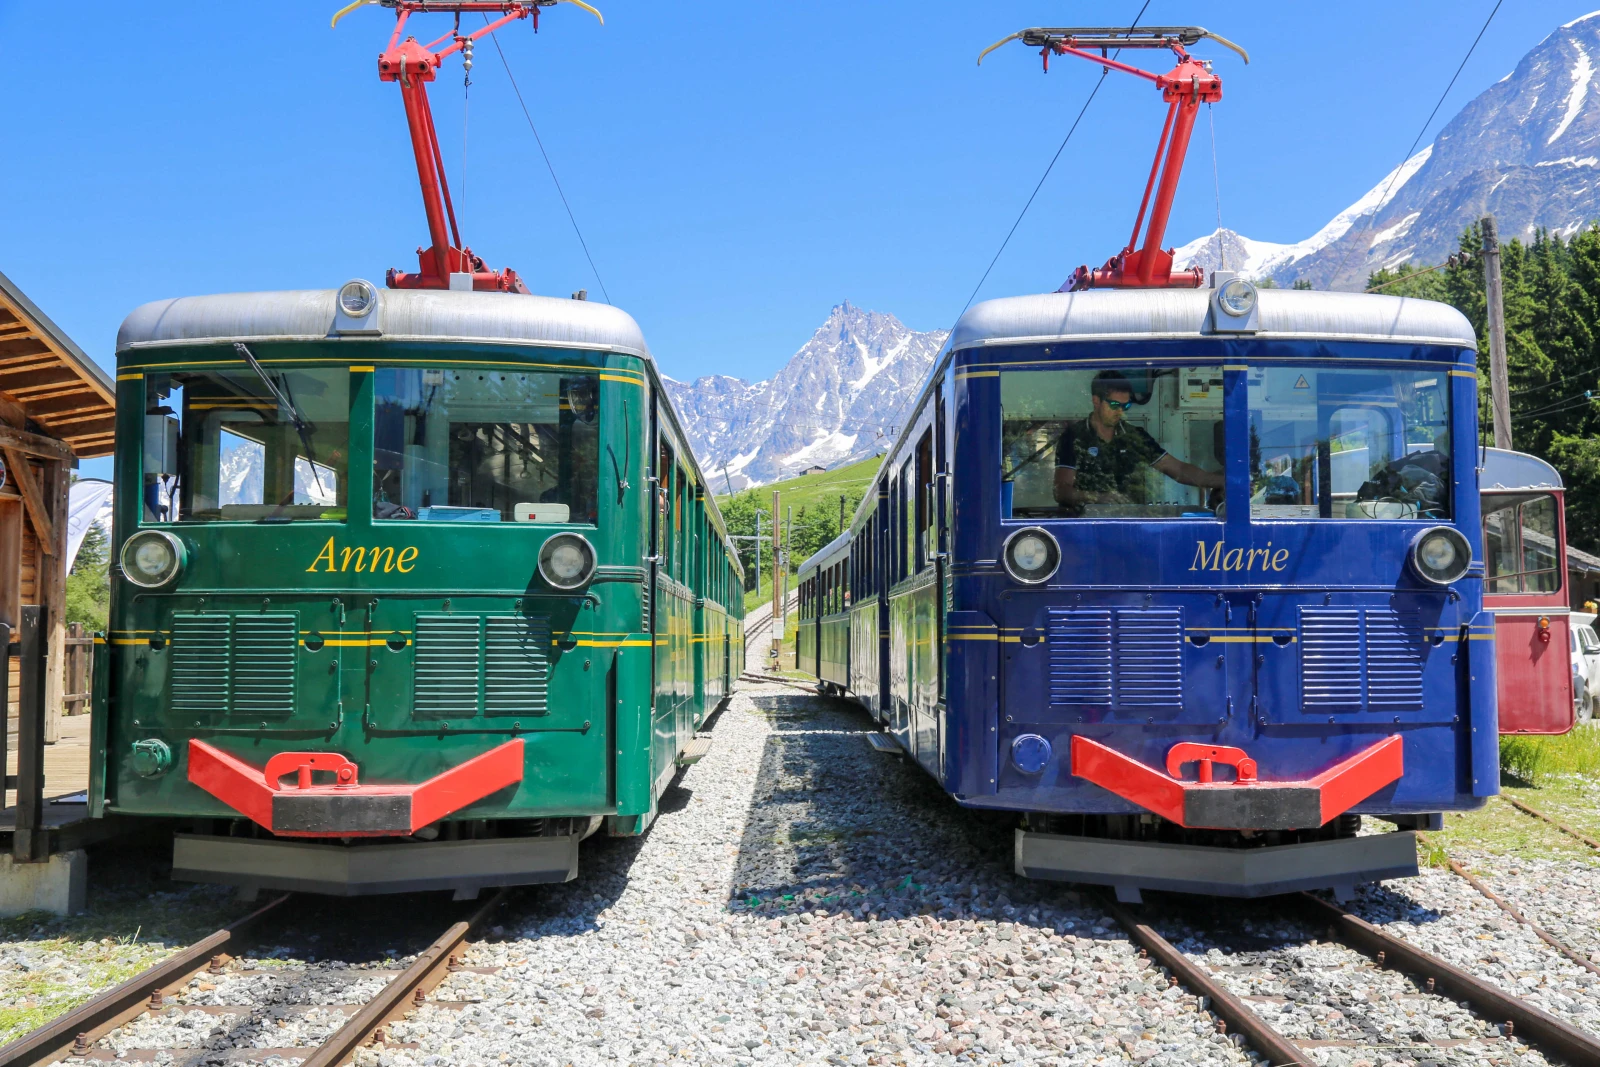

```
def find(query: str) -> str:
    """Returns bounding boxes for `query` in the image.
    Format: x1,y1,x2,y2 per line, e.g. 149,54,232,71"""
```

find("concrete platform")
1015,828,1419,903
0,848,86,916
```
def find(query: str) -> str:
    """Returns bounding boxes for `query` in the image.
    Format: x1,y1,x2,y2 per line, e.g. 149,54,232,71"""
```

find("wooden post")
13,605,47,862
41,459,67,744
1482,216,1512,451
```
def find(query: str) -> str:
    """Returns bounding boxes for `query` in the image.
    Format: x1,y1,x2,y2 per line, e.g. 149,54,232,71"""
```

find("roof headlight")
1217,278,1258,317
338,279,377,318
120,530,185,589
539,533,596,591
1003,527,1060,585
1409,526,1470,586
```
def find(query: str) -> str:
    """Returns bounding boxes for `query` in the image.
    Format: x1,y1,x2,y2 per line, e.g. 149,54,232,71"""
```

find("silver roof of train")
950,288,1477,351
116,285,652,359
1481,447,1563,491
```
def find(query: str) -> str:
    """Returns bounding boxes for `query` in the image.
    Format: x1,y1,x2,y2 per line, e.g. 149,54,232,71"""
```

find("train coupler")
1070,734,1404,830
186,739,524,837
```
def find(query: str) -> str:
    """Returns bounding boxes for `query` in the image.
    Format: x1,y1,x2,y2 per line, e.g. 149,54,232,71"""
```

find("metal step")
677,736,714,766
865,733,902,754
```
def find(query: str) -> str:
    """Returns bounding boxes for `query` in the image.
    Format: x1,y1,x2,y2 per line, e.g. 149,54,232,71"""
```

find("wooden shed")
0,270,115,744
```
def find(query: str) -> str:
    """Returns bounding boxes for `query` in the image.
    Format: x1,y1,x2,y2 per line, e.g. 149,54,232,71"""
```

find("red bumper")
187,739,525,838
1069,735,1404,830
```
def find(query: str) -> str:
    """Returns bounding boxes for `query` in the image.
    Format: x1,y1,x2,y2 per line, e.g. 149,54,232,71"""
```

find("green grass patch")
1499,725,1600,785
716,456,883,516
1418,725,1600,863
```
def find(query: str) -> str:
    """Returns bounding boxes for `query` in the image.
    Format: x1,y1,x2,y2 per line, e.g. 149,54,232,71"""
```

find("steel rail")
1445,857,1600,978
1099,896,1308,1067
1501,793,1600,850
0,893,291,1067
737,672,820,694
299,888,509,1067
1299,892,1600,1066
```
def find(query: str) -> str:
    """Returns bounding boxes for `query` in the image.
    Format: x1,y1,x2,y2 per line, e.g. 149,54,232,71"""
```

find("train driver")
1054,370,1223,513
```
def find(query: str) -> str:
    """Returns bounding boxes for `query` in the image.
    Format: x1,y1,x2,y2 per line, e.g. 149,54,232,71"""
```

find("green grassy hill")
717,456,884,612
716,455,882,516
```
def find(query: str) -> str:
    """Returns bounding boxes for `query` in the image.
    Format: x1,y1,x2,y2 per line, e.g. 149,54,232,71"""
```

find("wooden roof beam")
3,447,54,553
0,422,74,462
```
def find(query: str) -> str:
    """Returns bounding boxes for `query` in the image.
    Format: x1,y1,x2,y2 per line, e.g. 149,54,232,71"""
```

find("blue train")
795,280,1494,900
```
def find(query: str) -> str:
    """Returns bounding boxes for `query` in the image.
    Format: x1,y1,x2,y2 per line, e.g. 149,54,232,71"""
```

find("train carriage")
96,286,743,896
1481,448,1575,733
798,281,1497,901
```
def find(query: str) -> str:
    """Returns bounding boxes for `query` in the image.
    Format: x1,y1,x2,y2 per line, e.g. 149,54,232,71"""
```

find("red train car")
1482,448,1574,734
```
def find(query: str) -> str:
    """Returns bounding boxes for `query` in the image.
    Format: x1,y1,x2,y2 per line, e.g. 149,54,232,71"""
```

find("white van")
1573,611,1600,720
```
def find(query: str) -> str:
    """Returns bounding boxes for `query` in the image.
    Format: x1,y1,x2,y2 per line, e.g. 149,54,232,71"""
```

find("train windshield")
141,369,348,523
1000,366,1226,519
373,367,599,524
1247,366,1450,520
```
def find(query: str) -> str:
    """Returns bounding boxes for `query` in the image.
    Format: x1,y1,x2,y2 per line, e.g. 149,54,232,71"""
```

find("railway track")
1105,891,1600,1067
0,890,509,1067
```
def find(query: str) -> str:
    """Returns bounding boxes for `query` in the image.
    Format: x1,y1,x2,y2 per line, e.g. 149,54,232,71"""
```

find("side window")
901,457,915,578
1483,493,1563,594
915,428,933,571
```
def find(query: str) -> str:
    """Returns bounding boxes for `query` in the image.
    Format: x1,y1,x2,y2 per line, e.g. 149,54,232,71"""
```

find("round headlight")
120,530,185,589
1002,527,1060,585
538,533,596,591
338,279,377,318
1217,278,1257,317
1409,526,1470,586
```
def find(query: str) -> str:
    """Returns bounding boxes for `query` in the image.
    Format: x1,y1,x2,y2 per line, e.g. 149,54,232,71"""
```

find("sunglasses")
1101,398,1136,411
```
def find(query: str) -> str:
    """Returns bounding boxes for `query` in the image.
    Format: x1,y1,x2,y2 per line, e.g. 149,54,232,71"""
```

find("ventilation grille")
413,614,550,720
1047,608,1182,711
486,616,551,717
170,613,296,720
414,615,482,719
1300,608,1423,713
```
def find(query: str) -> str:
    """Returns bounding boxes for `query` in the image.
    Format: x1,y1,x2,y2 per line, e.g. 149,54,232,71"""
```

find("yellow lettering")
1246,548,1266,570
1271,548,1290,571
396,546,419,573
1222,548,1245,572
368,546,396,573
1190,541,1224,571
340,546,368,573
308,537,338,573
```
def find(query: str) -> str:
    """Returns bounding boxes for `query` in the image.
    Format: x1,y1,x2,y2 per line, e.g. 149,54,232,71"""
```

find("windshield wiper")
234,341,328,502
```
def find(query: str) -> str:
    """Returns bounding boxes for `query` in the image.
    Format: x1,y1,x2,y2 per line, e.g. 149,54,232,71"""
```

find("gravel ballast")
390,685,1249,1066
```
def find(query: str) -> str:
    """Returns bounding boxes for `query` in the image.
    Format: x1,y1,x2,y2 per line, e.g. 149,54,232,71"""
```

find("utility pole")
753,510,763,597
1482,215,1512,450
838,494,845,532
771,489,783,667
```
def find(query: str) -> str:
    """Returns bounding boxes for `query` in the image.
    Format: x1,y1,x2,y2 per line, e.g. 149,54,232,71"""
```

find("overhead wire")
484,19,612,304
1326,0,1503,288
1512,369,1600,398
875,0,1153,449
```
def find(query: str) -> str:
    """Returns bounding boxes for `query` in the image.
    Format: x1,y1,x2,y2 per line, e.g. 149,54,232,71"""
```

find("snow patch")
1536,155,1600,166
1175,145,1433,278
1371,211,1422,247
1564,10,1600,28
1548,42,1594,144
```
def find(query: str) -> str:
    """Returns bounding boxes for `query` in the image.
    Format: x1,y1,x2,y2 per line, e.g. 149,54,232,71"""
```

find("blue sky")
1,0,1588,429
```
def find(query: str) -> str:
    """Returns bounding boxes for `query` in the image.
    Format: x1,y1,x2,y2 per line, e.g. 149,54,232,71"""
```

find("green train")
92,281,744,896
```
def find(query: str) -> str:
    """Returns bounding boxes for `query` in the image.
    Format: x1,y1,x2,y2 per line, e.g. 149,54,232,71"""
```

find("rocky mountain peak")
666,303,947,489
1178,13,1600,288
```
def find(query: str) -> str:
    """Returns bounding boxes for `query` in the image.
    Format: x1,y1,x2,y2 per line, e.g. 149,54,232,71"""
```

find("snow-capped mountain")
1179,11,1600,289
666,302,947,489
